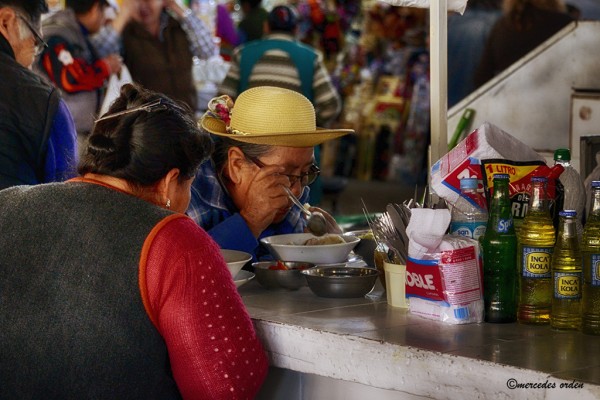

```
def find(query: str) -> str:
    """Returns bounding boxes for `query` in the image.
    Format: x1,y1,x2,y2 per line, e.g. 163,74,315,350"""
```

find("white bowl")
260,233,360,264
220,249,252,277
233,270,255,288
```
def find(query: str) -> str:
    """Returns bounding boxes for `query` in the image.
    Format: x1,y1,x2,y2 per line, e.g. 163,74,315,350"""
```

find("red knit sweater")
140,213,269,398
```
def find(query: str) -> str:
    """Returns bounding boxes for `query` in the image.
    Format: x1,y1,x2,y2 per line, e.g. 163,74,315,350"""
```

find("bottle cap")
531,176,548,183
554,148,571,161
559,210,576,217
592,181,600,188
460,178,478,189
493,173,509,180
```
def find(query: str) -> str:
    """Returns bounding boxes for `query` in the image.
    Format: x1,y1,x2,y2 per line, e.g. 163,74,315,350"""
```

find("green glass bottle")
581,181,600,335
481,174,517,323
517,176,556,324
551,210,582,330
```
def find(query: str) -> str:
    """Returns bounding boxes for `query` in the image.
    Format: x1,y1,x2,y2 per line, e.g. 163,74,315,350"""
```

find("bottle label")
521,246,553,278
553,272,582,299
495,218,513,233
592,254,600,287
450,221,487,241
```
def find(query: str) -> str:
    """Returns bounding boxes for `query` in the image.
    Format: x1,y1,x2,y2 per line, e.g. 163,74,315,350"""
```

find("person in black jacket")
0,0,78,189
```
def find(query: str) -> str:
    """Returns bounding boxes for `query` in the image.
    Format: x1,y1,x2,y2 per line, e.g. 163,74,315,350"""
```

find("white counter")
239,279,600,399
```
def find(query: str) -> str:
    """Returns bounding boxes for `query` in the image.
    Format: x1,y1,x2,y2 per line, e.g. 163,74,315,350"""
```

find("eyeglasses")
95,99,168,123
16,14,47,56
245,155,320,187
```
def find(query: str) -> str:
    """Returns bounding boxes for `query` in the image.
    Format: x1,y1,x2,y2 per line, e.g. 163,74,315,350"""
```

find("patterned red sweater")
141,215,269,399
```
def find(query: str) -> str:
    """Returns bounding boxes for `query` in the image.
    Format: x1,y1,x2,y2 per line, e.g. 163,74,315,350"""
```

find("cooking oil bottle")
517,176,556,324
581,181,600,335
551,210,582,330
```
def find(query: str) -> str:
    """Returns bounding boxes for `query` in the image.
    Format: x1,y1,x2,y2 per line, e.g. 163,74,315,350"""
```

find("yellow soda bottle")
551,210,582,330
517,176,556,324
581,181,600,335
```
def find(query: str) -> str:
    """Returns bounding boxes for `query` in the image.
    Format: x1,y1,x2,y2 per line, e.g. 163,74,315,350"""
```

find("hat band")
227,126,253,136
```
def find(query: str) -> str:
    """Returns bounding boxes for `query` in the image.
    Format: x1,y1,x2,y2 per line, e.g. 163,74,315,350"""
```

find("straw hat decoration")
201,86,354,147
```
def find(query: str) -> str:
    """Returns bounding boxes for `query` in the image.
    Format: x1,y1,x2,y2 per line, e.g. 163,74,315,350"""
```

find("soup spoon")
283,186,327,237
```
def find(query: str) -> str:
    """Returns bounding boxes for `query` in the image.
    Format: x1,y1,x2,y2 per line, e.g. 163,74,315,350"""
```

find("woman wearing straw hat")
188,86,354,259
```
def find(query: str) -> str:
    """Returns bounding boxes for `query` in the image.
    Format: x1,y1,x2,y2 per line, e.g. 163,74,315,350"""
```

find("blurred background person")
447,0,501,107
90,0,131,58
188,86,352,260
219,4,341,126
36,0,123,138
0,0,78,189
237,0,268,43
215,0,239,61
0,83,268,398
474,0,574,88
94,0,217,114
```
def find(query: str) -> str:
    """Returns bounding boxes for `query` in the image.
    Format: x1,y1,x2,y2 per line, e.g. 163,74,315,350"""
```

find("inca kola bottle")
517,177,556,324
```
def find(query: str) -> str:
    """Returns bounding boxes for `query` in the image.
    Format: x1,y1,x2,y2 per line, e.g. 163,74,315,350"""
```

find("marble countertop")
239,279,600,399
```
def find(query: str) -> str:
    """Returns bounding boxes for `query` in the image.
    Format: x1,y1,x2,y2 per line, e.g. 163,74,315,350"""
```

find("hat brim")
201,115,354,147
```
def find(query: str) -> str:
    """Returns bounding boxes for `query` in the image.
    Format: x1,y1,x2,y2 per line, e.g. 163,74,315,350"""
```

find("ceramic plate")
233,270,255,288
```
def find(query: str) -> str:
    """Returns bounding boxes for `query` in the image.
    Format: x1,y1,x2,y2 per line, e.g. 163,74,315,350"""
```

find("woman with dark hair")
0,83,268,399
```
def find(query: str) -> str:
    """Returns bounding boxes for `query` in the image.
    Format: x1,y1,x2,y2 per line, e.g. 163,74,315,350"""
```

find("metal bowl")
253,261,314,290
301,265,379,298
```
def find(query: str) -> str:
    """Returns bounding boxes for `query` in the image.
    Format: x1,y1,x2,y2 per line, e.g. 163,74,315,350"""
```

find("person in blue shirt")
187,86,353,260
0,0,78,190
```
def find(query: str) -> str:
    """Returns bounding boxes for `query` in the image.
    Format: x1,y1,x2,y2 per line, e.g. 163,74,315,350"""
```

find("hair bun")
87,134,117,155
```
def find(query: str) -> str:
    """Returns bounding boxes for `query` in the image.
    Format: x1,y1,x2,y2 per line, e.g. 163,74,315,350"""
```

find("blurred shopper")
447,0,501,107
215,0,239,61
474,0,574,88
237,0,268,43
187,86,352,260
93,0,217,113
0,0,78,189
219,4,341,127
0,83,268,399
36,0,123,137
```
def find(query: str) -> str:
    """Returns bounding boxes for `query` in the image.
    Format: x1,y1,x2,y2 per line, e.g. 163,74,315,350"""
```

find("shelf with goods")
322,2,431,186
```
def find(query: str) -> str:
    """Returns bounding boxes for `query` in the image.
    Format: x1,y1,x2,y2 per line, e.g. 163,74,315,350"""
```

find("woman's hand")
239,164,290,237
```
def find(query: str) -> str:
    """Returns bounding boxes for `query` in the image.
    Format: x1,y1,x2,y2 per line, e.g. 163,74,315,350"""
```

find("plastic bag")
99,65,132,117
406,236,484,324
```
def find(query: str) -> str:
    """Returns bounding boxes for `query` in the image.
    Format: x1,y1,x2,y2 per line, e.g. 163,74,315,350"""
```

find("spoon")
283,186,327,237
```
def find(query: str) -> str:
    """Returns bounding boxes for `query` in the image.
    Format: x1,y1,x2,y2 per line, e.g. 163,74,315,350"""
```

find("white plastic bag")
99,65,132,117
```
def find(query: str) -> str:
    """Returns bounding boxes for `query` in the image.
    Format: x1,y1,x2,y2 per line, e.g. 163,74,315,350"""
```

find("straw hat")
201,86,354,147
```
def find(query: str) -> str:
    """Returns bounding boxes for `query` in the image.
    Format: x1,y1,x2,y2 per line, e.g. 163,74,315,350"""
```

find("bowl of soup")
260,233,359,264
